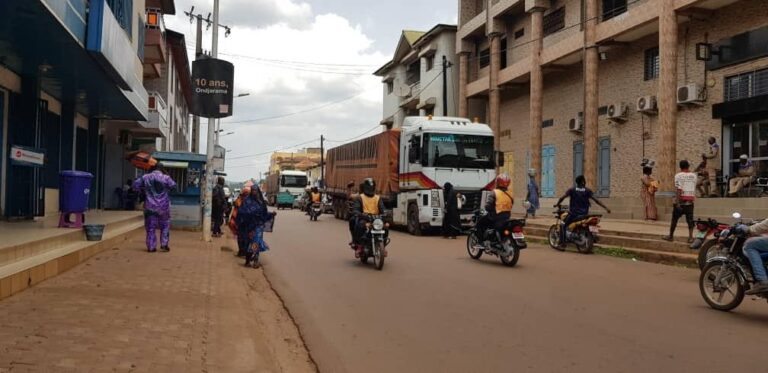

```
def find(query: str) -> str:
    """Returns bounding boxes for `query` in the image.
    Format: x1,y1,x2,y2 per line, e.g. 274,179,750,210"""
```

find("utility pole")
442,55,449,117
202,0,220,242
320,135,325,189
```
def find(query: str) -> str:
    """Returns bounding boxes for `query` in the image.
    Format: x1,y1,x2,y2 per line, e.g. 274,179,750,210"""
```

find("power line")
227,138,319,161
221,92,365,125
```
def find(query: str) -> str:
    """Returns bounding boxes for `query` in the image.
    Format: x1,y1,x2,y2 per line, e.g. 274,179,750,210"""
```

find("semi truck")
266,170,309,208
325,116,498,235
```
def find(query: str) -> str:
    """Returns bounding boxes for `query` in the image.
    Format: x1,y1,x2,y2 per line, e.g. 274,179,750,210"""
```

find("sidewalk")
0,230,315,373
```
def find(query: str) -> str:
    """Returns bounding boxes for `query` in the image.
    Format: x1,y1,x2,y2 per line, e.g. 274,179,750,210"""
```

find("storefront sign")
10,145,45,167
191,58,235,118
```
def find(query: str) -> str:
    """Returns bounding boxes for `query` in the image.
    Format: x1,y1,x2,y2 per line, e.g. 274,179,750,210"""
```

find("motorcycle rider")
735,218,768,295
476,174,514,242
310,186,322,205
555,175,611,245
351,178,386,258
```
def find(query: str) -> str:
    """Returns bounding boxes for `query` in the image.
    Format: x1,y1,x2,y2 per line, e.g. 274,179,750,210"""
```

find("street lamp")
215,92,250,146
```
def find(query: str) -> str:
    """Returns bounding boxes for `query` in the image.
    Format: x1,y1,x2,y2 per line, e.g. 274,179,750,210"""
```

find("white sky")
164,0,455,181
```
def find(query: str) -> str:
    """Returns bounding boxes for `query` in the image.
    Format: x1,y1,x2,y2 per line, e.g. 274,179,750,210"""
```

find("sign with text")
10,145,45,167
191,58,235,118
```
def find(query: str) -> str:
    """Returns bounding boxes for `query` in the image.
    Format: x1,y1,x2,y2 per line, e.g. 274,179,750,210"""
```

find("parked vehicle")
275,192,295,210
699,213,767,311
691,218,731,269
548,205,602,254
309,202,322,221
466,211,526,267
266,170,308,208
354,214,390,270
324,116,502,235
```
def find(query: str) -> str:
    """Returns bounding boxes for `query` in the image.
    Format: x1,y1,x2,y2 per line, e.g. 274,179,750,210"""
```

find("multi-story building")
269,148,322,174
457,0,768,202
375,25,459,128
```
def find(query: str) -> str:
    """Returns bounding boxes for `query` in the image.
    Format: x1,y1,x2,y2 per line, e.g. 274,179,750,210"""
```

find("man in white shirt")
663,160,697,243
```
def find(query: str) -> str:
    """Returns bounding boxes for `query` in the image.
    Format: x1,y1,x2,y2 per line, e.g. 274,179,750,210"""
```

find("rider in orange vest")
477,174,514,241
351,178,386,257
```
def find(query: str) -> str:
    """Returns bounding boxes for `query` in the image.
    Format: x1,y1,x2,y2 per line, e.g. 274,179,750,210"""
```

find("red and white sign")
10,146,45,167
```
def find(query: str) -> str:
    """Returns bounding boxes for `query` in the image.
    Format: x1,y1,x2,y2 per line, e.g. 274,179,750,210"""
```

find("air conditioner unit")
568,117,583,132
636,95,658,114
607,103,628,122
677,83,704,105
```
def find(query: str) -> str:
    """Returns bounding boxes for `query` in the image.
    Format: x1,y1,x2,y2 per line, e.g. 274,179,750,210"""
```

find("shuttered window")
644,47,660,81
543,7,566,36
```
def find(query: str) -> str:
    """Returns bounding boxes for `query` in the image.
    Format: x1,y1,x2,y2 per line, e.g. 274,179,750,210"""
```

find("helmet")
311,186,318,193
495,174,511,190
361,178,376,197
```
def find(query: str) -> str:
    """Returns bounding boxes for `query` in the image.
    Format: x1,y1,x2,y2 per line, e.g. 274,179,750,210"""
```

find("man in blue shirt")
555,175,611,244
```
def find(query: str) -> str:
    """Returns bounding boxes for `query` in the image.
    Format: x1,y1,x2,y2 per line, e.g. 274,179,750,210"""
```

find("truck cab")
394,116,497,234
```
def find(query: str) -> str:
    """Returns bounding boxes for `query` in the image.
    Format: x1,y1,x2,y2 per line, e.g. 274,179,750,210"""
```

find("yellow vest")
494,189,513,213
311,192,321,203
361,195,381,215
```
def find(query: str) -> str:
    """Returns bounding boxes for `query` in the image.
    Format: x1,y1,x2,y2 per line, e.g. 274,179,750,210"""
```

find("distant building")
374,25,459,128
269,148,322,174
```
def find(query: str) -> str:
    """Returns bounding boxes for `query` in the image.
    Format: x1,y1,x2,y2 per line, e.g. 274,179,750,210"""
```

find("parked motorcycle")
691,218,731,270
354,214,389,270
699,212,767,311
308,202,322,221
466,211,526,267
548,205,601,254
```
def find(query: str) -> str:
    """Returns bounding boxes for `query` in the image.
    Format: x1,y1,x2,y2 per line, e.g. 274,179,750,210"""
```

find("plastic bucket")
59,171,93,213
83,224,105,241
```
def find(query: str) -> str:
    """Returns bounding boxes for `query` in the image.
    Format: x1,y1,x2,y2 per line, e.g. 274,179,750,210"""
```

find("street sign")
10,145,45,167
191,58,235,118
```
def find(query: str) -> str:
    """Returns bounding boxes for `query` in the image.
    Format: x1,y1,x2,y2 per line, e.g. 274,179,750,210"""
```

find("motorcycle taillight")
696,223,707,231
512,226,523,233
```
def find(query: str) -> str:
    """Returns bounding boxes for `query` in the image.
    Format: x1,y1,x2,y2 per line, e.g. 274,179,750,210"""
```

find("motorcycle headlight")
373,219,385,230
431,190,440,207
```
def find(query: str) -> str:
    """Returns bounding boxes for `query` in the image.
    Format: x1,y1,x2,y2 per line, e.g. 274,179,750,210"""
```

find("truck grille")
460,191,482,214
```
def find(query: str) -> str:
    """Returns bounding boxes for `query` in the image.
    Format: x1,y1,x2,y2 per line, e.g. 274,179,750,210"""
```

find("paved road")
263,210,768,373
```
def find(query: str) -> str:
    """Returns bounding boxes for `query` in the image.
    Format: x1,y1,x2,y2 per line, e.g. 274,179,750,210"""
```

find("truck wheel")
407,203,422,236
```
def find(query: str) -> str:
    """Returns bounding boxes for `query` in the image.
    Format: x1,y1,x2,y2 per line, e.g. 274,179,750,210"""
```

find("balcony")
400,81,421,109
140,91,168,137
142,9,167,76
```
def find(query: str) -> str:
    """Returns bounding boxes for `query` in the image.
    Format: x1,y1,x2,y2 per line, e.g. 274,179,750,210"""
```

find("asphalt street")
262,210,768,373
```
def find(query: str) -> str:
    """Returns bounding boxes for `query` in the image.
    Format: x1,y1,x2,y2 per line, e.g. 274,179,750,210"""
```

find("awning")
380,116,394,126
418,44,437,58
712,94,768,123
417,97,437,110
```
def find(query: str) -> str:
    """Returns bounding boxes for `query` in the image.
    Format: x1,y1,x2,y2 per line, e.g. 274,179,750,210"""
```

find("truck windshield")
281,175,308,188
424,134,494,169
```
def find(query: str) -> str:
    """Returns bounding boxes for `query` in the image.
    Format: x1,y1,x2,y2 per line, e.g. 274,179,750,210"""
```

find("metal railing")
725,68,768,102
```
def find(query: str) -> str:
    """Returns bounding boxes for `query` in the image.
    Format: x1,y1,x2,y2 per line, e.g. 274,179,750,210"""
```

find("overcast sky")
164,0,457,182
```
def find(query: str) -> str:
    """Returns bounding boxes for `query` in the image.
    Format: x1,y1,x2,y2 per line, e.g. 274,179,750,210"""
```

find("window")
106,0,134,38
644,47,660,81
514,28,525,39
478,48,491,69
137,14,145,60
542,119,554,128
543,7,566,36
423,134,495,169
725,68,768,102
598,106,608,116
426,55,435,71
387,81,394,95
501,38,508,69
602,0,627,21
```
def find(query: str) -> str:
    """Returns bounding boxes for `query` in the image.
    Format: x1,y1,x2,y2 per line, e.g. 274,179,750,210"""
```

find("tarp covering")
325,129,400,197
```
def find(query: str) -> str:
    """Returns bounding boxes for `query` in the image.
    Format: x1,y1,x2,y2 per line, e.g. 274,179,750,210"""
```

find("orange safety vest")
361,195,381,215
311,192,322,203
494,189,513,213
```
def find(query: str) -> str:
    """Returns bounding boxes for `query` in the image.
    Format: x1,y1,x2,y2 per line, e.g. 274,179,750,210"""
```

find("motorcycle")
354,214,390,270
691,218,731,270
699,212,767,311
308,202,322,221
466,211,526,267
548,205,601,254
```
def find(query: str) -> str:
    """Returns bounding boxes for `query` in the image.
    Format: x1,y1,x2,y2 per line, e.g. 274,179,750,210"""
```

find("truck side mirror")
408,137,421,164
496,151,505,167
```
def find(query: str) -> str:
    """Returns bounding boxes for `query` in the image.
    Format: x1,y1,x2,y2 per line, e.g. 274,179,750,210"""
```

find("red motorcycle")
692,218,730,270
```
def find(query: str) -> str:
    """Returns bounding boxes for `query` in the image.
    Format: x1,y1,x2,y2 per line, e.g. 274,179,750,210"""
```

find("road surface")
263,210,768,373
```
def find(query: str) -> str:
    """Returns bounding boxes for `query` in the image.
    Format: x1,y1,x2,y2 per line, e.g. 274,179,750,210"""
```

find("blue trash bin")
59,171,93,213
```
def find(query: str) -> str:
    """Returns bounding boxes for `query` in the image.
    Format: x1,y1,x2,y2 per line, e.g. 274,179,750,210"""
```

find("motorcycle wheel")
466,232,483,259
373,242,385,271
577,232,594,254
697,240,724,270
700,262,745,311
499,240,520,267
548,225,565,251
360,253,369,264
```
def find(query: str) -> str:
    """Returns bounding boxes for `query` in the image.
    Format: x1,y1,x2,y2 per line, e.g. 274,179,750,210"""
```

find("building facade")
269,148,322,174
457,0,768,201
375,25,460,128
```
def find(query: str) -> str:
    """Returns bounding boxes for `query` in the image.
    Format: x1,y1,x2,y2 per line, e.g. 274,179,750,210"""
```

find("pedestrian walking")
525,169,540,219
703,136,721,197
694,155,710,197
442,182,461,239
728,154,755,196
662,160,696,243
228,186,251,257
212,176,226,237
132,164,176,252
236,186,276,268
640,162,659,221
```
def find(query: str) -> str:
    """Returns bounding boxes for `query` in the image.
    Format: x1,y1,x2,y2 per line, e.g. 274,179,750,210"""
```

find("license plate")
695,231,707,239
589,226,599,233
512,233,525,240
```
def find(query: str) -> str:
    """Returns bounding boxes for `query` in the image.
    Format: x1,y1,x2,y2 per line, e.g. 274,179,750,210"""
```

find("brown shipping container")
325,129,401,198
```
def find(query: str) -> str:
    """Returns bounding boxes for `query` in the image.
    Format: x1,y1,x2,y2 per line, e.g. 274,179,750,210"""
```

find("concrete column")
658,1,678,191
87,118,99,208
489,33,502,157
458,52,470,118
60,102,76,170
583,0,599,187
529,8,544,182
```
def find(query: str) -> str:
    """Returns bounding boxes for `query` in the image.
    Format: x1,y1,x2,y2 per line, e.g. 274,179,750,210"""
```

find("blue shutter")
573,141,584,184
597,137,611,197
541,145,556,197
